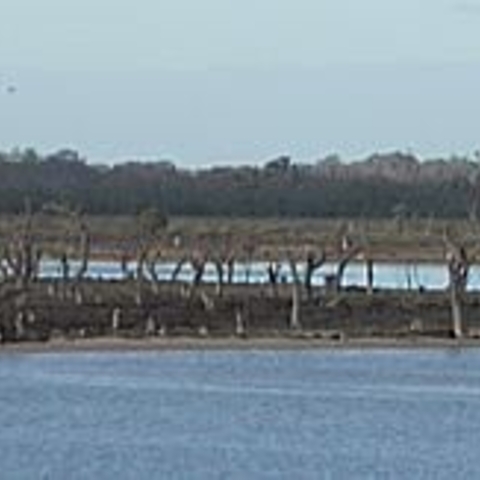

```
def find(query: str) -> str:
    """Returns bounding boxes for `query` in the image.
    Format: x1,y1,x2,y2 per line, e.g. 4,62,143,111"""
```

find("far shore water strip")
1,336,479,355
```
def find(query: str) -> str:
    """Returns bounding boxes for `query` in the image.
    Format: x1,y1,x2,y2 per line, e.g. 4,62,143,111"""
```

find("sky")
1,0,480,166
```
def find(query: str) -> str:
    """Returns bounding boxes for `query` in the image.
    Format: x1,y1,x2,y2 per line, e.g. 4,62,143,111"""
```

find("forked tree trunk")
335,245,361,293
212,254,235,295
171,257,186,282
190,256,206,296
304,250,326,300
267,262,281,297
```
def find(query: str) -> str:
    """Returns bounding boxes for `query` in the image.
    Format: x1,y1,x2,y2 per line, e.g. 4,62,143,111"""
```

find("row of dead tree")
0,204,474,339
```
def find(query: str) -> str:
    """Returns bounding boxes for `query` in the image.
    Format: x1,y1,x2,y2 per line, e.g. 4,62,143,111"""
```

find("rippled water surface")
1,349,480,479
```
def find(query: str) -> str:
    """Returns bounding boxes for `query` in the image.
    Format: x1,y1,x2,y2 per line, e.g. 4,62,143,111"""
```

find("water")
1,349,480,479
35,259,480,290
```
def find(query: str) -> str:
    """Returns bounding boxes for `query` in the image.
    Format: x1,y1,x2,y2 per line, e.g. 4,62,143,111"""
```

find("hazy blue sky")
1,0,480,165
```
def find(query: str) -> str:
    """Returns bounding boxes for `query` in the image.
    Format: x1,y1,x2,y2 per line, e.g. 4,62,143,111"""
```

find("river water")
1,349,480,479
37,259,480,290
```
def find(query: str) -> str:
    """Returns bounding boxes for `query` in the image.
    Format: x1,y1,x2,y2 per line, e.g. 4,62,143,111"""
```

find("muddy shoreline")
1,335,479,355
1,279,480,352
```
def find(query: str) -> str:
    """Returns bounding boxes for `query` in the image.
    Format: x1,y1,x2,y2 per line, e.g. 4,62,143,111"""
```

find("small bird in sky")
1,79,17,94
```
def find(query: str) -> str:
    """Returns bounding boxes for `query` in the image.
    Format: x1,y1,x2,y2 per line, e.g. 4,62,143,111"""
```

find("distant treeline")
1,148,479,218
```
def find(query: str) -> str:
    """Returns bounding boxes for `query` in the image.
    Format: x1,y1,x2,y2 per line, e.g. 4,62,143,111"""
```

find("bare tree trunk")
31,248,42,281
227,257,235,284
171,257,186,282
71,219,91,304
289,257,301,330
136,247,148,282
61,252,70,280
133,208,168,303
245,262,252,284
450,283,463,339
304,250,325,300
235,308,246,337
335,245,361,293
136,247,148,306
267,262,281,297
20,198,34,289
192,259,206,286
112,307,121,334
209,238,235,295
213,259,224,297
146,249,162,294
3,198,37,290
242,241,255,285
120,252,130,279
366,258,374,295
190,256,206,296
74,221,90,281
291,283,300,330
47,209,92,301
444,233,469,339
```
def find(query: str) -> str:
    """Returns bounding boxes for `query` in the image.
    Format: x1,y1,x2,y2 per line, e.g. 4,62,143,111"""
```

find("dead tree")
171,256,187,282
212,254,224,297
287,252,301,330
146,247,163,294
444,233,470,339
70,215,91,305
120,251,132,279
226,256,235,285
0,200,43,340
267,261,282,297
333,235,361,293
35,203,92,301
132,208,168,304
190,251,207,296
74,218,90,282
211,243,236,297
366,257,374,295
242,240,256,284
19,199,36,286
192,256,206,286
304,249,326,300
2,199,42,289
146,229,188,290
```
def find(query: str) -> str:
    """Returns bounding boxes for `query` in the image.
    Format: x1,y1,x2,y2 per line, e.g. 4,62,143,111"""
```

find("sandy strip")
1,335,480,355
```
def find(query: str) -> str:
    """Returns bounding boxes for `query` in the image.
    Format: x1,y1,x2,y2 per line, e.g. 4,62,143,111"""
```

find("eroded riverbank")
1,280,479,348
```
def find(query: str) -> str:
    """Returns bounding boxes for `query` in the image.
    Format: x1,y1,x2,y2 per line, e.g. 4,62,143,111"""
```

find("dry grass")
1,215,480,262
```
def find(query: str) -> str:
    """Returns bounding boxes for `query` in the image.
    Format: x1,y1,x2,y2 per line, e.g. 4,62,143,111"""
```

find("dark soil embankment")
0,281,479,344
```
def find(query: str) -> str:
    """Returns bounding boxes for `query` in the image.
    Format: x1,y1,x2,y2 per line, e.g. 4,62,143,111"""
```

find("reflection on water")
37,259,480,290
1,349,480,479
